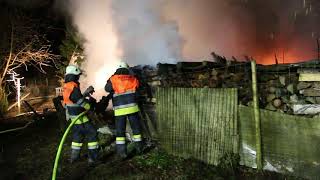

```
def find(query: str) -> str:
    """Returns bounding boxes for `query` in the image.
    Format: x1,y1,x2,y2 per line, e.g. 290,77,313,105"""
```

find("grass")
0,114,307,180
134,148,181,169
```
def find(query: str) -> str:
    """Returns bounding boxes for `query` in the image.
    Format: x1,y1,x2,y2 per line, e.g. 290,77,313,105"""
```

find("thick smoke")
65,0,120,95
65,0,183,97
112,0,183,65
63,0,320,96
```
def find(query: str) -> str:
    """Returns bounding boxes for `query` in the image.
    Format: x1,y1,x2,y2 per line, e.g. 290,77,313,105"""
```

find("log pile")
135,59,320,116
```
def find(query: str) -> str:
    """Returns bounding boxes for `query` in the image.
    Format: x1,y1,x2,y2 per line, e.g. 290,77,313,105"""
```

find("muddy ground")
0,113,303,180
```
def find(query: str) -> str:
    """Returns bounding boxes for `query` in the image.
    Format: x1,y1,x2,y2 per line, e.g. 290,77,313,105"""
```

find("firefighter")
105,61,143,159
63,65,99,164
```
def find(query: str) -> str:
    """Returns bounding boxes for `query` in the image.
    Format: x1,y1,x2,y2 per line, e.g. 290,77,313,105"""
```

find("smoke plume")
112,0,183,65
66,0,120,94
65,0,182,96
62,0,320,96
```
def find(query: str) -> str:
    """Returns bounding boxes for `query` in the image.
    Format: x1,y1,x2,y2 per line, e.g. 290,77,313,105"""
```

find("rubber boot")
135,141,144,155
88,149,98,166
70,149,80,164
116,144,127,160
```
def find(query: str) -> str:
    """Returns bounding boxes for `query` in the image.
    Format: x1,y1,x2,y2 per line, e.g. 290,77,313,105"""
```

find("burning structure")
55,0,320,98
1,0,320,179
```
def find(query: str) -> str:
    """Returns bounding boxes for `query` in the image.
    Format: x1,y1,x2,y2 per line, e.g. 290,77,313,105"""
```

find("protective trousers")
115,113,142,156
71,120,99,162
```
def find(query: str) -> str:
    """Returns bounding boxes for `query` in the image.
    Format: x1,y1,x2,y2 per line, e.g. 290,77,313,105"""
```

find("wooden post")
251,61,262,170
274,53,278,65
317,38,319,62
17,78,21,114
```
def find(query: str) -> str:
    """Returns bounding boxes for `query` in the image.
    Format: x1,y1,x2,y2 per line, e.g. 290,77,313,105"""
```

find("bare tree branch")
1,15,61,86
6,42,60,75
0,24,14,84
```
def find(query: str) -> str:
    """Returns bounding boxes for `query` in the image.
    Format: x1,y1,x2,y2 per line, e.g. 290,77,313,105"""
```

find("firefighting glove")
95,95,111,113
88,96,97,106
83,86,95,97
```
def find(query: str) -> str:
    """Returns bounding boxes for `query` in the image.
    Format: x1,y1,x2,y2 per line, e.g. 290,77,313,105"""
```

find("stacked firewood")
136,59,320,116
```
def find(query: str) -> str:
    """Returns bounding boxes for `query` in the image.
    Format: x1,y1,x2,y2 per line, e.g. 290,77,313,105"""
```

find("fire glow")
62,0,320,98
255,46,316,65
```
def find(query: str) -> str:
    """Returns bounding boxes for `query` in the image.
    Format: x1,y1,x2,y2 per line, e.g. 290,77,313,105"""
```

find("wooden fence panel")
239,105,320,179
156,88,238,165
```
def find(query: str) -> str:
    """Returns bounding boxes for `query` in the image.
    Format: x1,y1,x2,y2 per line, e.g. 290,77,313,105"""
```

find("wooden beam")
7,93,30,111
251,61,263,170
299,73,320,82
25,95,55,101
299,89,320,97
293,104,320,115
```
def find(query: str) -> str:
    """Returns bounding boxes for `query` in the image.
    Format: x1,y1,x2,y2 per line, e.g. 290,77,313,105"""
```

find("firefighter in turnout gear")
63,65,99,164
105,61,143,159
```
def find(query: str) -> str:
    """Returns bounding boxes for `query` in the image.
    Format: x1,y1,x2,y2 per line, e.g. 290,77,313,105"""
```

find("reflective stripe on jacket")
63,82,88,124
110,75,140,116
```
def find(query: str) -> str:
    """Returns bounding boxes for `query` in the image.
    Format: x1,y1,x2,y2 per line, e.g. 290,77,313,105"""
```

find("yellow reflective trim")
133,134,141,139
88,142,99,147
116,137,126,144
114,105,139,116
83,103,91,110
116,137,126,141
72,115,89,124
72,142,83,147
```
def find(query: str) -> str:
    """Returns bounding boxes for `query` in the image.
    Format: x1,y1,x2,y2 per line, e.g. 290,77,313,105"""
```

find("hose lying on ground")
0,121,34,134
51,111,87,180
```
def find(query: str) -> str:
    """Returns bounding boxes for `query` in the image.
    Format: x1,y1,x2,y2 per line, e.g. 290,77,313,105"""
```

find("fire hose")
0,101,42,135
0,121,34,134
51,110,87,180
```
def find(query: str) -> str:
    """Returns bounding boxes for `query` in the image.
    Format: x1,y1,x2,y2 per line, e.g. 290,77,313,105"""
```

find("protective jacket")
105,68,140,116
63,74,90,124
105,68,142,156
63,74,98,162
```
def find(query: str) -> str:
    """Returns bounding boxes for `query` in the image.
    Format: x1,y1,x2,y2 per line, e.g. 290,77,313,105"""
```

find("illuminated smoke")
61,0,320,98
112,0,183,65
163,0,319,64
64,0,182,98
65,0,120,97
